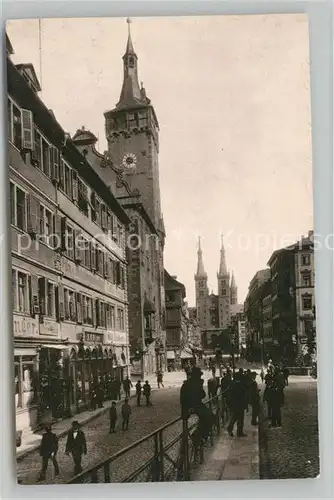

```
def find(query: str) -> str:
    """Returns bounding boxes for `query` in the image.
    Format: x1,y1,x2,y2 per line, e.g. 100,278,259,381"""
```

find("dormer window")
15,64,41,94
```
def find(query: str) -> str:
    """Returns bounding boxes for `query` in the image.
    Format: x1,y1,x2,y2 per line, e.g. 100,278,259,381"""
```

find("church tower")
195,237,209,328
230,271,238,305
104,18,162,229
217,235,231,329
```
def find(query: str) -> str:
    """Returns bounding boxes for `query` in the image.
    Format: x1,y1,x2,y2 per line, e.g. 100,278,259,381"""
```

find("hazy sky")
6,14,313,305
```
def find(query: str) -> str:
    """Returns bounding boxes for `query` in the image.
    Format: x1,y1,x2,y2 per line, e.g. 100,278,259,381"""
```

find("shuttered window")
10,182,27,231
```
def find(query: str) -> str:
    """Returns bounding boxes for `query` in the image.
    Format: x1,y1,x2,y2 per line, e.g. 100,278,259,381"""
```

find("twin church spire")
195,235,237,293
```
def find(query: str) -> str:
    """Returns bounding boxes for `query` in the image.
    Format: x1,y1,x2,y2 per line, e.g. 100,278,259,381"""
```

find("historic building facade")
195,236,238,351
72,22,166,377
244,269,271,361
245,231,315,364
7,36,130,438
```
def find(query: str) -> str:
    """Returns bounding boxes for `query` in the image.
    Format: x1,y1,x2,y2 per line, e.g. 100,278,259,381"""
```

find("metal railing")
67,392,230,483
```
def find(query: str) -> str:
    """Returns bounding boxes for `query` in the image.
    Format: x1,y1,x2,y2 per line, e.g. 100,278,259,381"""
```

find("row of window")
8,97,124,245
12,269,126,331
10,181,126,288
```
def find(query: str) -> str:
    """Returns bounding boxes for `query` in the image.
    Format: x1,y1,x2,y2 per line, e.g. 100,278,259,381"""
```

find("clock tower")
104,18,162,228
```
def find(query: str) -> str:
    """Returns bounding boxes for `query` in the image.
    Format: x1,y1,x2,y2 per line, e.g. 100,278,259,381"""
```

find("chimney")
171,275,177,280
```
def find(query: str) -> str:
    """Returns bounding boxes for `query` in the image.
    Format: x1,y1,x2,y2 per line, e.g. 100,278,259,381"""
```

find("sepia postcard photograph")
5,14,319,485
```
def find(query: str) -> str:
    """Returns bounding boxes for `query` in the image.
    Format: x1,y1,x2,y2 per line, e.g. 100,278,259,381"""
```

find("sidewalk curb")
16,382,181,462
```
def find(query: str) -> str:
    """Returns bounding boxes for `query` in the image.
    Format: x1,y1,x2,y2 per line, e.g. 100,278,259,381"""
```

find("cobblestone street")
260,377,319,479
17,386,183,485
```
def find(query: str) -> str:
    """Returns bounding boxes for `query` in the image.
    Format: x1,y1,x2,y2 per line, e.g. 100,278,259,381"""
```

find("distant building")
194,236,238,352
164,271,188,370
244,270,271,361
268,231,315,362
244,231,316,363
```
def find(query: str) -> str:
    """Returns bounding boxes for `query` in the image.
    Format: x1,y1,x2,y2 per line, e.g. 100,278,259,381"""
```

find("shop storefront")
14,346,39,435
167,350,176,371
67,339,128,415
38,344,70,423
180,348,194,369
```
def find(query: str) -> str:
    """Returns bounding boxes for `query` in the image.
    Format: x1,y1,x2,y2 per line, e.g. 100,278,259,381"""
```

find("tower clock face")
122,153,137,170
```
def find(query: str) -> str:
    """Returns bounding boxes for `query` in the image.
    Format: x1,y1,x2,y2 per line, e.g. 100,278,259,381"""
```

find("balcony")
144,327,156,346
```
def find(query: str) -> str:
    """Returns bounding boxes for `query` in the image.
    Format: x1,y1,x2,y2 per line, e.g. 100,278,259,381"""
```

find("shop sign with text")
106,330,127,345
13,315,38,337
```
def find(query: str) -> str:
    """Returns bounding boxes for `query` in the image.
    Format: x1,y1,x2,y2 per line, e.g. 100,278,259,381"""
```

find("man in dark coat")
157,371,164,388
65,421,87,476
180,366,213,440
109,401,118,433
121,398,132,430
227,369,248,437
135,380,142,406
207,376,218,399
115,377,122,400
250,372,260,425
37,425,60,481
143,381,152,406
123,377,133,398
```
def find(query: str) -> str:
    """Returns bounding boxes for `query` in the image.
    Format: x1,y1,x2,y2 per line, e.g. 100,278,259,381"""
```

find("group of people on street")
90,376,127,410
180,364,266,442
262,362,287,428
38,421,87,482
135,380,152,407
220,368,260,437
36,374,159,482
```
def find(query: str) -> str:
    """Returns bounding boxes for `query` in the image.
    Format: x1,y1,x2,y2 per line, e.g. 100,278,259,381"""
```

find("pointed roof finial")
196,236,207,278
219,233,228,275
125,17,135,55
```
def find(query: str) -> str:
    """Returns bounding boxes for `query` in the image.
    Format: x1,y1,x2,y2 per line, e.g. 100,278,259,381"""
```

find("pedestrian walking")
263,378,274,419
143,380,152,406
207,376,218,399
91,386,98,410
135,380,142,406
283,367,290,387
260,368,265,383
123,376,133,398
157,370,164,388
250,372,260,425
121,398,131,430
270,383,283,427
37,425,60,481
97,380,104,408
115,377,122,400
227,369,247,437
65,421,87,476
109,401,118,433
220,372,232,424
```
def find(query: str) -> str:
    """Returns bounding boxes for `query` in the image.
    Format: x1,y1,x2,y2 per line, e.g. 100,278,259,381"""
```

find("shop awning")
167,351,175,360
15,348,37,356
180,350,193,359
40,344,68,350
144,298,156,314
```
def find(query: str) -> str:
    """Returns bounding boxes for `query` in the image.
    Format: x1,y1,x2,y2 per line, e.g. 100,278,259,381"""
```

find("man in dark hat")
37,425,60,481
65,421,87,476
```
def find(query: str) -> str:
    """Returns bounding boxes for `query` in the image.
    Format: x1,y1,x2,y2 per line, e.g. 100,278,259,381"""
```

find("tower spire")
219,234,228,275
231,270,236,288
117,17,143,108
125,17,135,54
196,237,207,278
